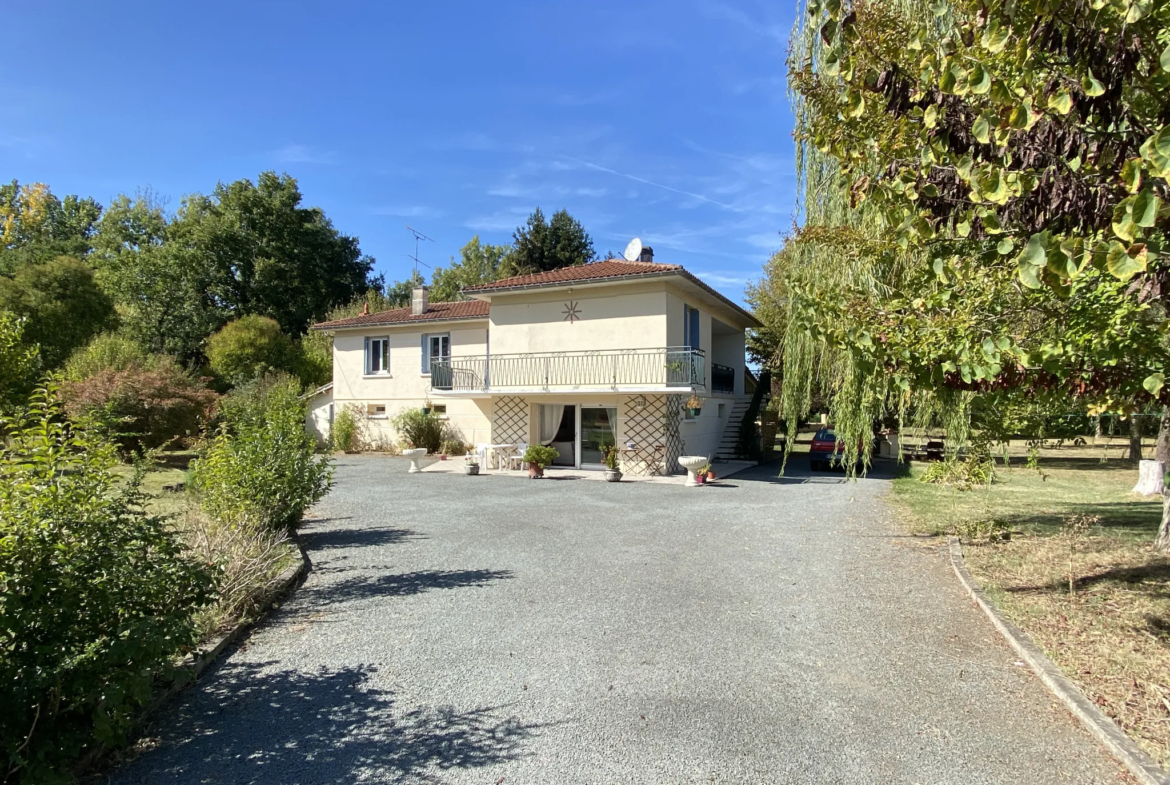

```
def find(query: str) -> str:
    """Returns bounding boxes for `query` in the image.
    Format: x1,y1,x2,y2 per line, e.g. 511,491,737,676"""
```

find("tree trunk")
1158,492,1170,552
1129,416,1143,465
1156,407,1170,466
1095,415,1103,440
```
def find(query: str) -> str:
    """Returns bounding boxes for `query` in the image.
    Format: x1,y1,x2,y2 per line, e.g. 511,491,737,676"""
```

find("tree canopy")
430,236,511,302
0,181,101,269
504,207,595,276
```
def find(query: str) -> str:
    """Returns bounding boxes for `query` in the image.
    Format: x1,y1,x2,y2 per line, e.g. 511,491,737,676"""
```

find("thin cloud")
696,271,753,285
274,143,337,165
371,205,444,218
697,0,788,44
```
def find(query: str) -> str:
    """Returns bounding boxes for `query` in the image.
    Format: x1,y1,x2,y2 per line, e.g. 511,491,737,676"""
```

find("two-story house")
311,249,760,475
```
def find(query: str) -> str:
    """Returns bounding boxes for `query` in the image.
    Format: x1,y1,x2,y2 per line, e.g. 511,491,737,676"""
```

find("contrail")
560,155,741,212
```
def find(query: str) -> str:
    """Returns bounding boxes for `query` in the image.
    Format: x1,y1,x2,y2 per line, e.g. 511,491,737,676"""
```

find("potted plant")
464,453,480,475
695,464,709,484
603,445,623,482
421,399,432,415
685,395,703,417
522,444,559,479
706,467,716,481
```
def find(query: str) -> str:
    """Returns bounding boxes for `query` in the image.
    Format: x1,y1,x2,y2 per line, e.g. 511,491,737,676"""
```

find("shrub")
205,315,298,386
0,312,39,411
191,374,333,531
0,389,216,779
330,404,361,453
522,444,559,468
59,355,218,454
62,331,148,380
390,407,444,453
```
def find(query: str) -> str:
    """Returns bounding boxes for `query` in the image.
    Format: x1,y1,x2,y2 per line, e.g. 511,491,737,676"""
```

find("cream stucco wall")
328,320,493,447
486,282,670,355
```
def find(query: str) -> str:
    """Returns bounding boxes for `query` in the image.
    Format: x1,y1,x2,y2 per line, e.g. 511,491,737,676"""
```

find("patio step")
714,400,753,461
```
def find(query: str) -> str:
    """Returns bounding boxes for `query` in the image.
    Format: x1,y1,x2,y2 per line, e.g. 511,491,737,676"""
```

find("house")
311,249,761,475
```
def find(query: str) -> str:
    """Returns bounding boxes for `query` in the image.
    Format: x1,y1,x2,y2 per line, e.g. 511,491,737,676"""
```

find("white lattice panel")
664,395,685,474
492,396,529,445
618,395,667,476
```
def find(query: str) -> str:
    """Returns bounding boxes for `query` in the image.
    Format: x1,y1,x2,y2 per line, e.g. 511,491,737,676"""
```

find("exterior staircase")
714,398,753,461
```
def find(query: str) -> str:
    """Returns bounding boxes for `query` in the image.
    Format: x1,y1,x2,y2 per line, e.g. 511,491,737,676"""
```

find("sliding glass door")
579,406,618,467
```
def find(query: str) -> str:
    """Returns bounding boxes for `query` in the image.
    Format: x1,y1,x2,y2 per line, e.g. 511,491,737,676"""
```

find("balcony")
430,347,706,394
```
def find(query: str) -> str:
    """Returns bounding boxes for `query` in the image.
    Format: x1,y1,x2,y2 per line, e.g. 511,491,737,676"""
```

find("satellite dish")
623,237,643,262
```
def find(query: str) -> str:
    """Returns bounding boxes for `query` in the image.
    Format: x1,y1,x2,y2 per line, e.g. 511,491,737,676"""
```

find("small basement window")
432,404,447,416
367,404,387,418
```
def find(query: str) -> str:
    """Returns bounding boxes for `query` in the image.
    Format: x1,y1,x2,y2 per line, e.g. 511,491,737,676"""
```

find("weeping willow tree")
767,0,1170,548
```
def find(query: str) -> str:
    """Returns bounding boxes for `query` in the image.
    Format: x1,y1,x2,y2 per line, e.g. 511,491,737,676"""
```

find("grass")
890,451,1170,768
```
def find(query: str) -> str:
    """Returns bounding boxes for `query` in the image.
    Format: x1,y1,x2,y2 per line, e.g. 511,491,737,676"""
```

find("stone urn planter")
402,448,428,473
678,455,709,487
464,462,480,476
604,469,623,482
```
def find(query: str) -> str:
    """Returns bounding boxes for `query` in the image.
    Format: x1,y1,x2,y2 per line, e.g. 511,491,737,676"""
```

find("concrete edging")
946,537,1169,785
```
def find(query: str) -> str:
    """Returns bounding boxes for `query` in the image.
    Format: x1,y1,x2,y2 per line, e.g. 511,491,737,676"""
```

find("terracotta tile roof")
312,299,490,330
463,260,683,292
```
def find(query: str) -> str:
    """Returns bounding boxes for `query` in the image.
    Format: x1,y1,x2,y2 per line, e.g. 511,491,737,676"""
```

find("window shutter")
421,334,428,373
364,337,370,374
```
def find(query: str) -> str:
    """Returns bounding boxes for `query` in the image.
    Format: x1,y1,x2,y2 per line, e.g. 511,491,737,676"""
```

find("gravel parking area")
111,456,1127,784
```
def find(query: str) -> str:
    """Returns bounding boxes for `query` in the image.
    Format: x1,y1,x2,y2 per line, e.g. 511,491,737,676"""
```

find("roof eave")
311,314,490,332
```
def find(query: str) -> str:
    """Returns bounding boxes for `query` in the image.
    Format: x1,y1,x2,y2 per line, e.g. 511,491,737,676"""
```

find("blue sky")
4,1,797,305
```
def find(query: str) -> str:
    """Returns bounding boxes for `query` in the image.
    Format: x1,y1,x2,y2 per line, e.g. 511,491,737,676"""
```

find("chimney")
639,245,655,263
361,302,370,316
411,285,429,316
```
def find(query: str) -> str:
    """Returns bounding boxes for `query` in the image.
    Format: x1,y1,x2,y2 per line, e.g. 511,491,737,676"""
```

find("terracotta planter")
706,469,716,481
527,461,545,479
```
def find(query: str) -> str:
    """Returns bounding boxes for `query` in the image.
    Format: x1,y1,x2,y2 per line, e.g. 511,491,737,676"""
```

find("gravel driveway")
111,456,1126,784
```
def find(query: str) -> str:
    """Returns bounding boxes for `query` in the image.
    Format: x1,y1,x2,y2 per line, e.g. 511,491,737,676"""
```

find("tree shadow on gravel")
118,662,544,784
300,526,426,551
299,569,515,610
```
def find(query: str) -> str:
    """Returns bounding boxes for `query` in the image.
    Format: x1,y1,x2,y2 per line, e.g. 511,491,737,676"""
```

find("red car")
809,428,865,471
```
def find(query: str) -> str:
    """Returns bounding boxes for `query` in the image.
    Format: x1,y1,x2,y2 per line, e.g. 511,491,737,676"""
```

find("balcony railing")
430,347,706,393
712,363,735,395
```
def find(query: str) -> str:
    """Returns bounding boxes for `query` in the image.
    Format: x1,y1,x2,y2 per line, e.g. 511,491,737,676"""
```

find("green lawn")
889,455,1170,767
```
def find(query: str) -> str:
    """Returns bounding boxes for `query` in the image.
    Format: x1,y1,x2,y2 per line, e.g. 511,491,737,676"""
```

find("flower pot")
687,407,702,417
422,408,431,415
706,469,716,481
465,463,480,475
696,473,706,484
527,461,545,479
604,469,623,482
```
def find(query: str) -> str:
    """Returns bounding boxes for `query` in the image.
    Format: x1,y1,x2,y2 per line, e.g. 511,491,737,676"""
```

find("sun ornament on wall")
562,301,582,323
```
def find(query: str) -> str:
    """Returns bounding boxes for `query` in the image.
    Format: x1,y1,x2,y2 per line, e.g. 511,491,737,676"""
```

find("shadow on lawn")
300,569,514,610
1002,500,1162,537
1003,558,1170,600
119,662,544,784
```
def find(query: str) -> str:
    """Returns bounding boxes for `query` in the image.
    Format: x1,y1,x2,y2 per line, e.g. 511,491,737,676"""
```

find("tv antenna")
405,225,434,276
623,237,644,262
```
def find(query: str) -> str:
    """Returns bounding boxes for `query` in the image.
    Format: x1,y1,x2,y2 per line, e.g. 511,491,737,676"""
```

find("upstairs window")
422,333,450,373
365,337,390,375
685,305,701,350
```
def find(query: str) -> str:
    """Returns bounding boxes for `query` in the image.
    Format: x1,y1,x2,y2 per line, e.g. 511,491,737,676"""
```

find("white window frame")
365,336,390,376
421,333,451,374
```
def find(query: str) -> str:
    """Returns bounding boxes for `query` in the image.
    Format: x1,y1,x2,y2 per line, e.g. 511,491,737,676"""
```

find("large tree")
768,0,1170,549
503,207,595,276
430,236,511,301
0,181,101,270
170,172,375,336
92,193,221,362
0,256,116,369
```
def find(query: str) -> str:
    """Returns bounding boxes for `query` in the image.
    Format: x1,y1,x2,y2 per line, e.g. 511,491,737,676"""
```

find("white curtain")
539,404,566,446
606,407,618,443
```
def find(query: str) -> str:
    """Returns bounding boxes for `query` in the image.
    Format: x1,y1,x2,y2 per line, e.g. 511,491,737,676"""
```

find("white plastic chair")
473,443,490,467
507,442,528,471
